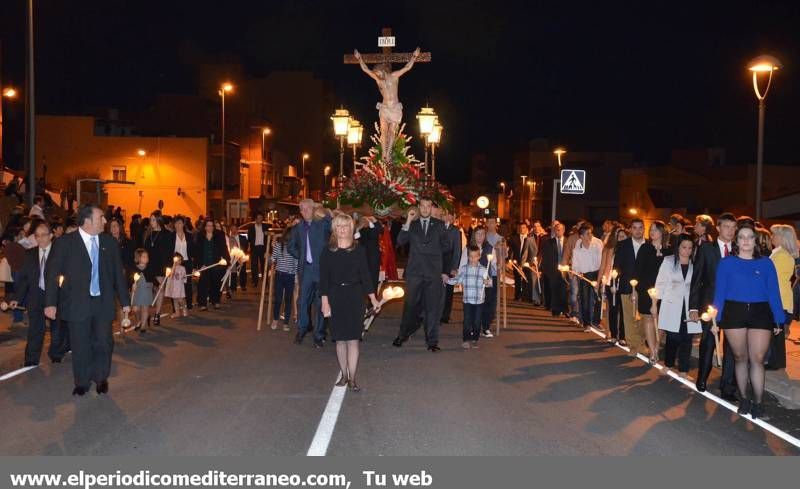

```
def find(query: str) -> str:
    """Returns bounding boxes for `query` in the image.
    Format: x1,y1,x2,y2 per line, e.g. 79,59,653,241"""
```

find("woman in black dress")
320,214,381,392
635,220,672,364
144,211,175,325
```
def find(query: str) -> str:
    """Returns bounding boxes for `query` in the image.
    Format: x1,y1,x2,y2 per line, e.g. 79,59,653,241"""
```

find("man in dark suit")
540,222,567,316
613,218,647,356
288,199,332,347
689,212,738,398
9,222,68,365
247,212,270,287
439,209,462,323
355,215,383,292
44,204,130,396
393,198,457,352
509,222,538,302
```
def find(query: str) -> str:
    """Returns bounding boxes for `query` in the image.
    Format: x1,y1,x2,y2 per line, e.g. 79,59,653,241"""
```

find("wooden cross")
343,27,432,65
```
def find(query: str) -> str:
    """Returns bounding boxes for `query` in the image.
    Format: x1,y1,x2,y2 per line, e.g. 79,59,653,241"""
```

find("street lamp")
747,54,782,221
520,175,527,220
417,106,437,173
261,128,271,196
301,153,310,198
218,82,234,205
1,86,18,168
427,119,443,180
347,119,364,172
323,165,332,193
527,180,534,220
137,149,146,157
551,147,566,224
331,108,350,179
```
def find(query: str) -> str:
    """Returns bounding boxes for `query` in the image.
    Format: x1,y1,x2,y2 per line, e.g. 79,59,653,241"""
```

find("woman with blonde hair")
319,214,381,392
770,224,798,349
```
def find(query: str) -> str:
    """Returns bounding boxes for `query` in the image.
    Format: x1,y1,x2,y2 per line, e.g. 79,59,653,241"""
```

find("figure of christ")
354,47,421,163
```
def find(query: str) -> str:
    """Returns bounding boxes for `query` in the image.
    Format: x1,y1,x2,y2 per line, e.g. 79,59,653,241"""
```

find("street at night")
1,292,797,456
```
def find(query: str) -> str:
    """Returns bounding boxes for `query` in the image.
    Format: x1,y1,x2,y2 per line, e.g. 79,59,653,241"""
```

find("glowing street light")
323,165,332,193
347,119,364,172
1,87,19,168
427,119,443,179
301,153,310,198
417,106,437,174
137,149,147,157
331,108,350,179
747,54,782,221
2,88,17,98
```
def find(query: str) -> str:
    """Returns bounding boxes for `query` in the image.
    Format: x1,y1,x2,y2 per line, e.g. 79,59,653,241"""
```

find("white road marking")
587,326,800,449
307,375,347,456
0,365,38,381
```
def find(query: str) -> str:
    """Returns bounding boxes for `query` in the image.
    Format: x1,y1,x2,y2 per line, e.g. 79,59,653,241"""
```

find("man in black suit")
9,222,69,365
247,212,270,287
355,215,383,292
509,222,537,302
44,204,130,396
689,212,738,398
393,198,457,352
540,222,567,316
439,209,462,323
613,218,647,356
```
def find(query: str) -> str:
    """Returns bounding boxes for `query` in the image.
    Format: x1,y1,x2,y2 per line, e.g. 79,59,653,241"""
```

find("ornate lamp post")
416,106,437,174
1,87,18,169
301,153,310,198
747,55,782,221
347,119,364,172
331,108,350,180
427,119,442,180
323,165,331,194
520,175,527,220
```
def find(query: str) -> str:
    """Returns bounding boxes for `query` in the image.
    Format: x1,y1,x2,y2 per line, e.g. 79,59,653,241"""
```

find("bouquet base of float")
324,124,453,217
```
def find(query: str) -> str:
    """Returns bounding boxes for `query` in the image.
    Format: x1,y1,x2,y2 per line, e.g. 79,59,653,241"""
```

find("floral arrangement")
325,123,454,215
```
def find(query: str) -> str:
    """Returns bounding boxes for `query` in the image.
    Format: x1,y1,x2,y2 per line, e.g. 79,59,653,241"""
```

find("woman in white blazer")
652,234,701,377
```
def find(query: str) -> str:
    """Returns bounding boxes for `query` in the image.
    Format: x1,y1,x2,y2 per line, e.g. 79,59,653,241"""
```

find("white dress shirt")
632,237,645,258
717,238,732,258
174,233,189,260
38,244,52,290
254,224,264,246
572,236,603,274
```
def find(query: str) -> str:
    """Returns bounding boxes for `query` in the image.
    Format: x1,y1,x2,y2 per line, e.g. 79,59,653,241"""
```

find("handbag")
0,257,12,283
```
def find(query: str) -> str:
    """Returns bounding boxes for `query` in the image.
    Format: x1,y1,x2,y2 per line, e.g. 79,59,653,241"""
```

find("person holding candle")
689,212,738,398
599,227,627,342
446,244,491,349
712,223,784,418
636,220,673,364
571,223,603,332
439,210,463,324
540,222,568,318
652,234,699,376
613,218,648,357
44,204,130,396
319,214,380,391
165,253,188,318
193,218,230,311
129,248,155,333
144,211,174,326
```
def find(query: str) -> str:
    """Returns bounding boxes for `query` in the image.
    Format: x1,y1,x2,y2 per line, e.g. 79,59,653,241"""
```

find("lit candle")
58,275,65,288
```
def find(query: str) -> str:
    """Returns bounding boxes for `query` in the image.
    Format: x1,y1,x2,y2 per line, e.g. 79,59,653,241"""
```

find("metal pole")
431,142,436,180
755,98,765,221
0,40,4,169
551,178,558,224
338,136,345,180
424,142,429,175
352,144,358,173
220,90,226,212
25,0,36,206
519,176,527,220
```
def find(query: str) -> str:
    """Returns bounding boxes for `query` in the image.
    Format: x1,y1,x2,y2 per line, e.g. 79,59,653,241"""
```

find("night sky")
1,0,798,184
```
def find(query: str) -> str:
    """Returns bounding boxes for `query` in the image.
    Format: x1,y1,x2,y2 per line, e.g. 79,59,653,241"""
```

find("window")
112,166,127,181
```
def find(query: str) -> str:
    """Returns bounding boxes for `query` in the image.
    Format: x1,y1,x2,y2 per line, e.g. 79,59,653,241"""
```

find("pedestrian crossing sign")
560,169,586,195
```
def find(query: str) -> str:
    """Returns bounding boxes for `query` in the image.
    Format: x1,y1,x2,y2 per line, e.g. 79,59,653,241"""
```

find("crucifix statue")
344,28,431,163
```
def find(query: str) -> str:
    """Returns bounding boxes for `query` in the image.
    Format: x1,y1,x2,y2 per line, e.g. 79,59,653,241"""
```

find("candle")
610,269,618,280
58,275,65,288
647,288,658,299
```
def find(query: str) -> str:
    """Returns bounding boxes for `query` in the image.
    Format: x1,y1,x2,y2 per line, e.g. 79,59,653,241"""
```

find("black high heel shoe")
750,402,765,420
348,379,361,392
737,398,752,416
152,313,160,326
335,372,348,387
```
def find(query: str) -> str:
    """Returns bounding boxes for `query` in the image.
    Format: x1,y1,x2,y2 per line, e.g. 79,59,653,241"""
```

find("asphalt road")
0,291,798,456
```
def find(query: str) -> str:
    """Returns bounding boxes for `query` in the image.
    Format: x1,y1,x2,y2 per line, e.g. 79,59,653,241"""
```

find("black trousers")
69,297,114,388
481,275,498,332
665,328,694,372
399,274,444,346
697,321,737,395
578,271,599,326
24,292,48,365
251,245,266,285
184,258,194,308
441,283,455,321
463,303,482,342
541,274,551,309
547,273,567,316
605,287,625,340
197,268,223,306
513,269,525,301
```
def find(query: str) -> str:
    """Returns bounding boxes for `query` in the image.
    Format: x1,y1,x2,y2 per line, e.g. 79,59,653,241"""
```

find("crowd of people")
2,190,799,414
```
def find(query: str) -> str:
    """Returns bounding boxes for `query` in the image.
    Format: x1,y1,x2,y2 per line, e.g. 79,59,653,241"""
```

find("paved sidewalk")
765,322,800,409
